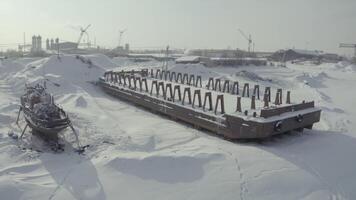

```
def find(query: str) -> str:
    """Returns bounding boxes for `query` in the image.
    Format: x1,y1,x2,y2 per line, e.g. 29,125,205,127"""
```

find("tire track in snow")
219,147,248,200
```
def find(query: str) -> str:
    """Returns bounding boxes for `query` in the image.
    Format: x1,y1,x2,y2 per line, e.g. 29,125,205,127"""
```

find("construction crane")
77,24,91,49
118,29,127,47
340,43,356,58
238,29,253,54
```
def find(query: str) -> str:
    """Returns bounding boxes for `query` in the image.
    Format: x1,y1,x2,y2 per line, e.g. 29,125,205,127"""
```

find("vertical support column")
150,80,158,96
165,71,170,81
263,93,269,107
196,76,202,88
286,91,291,104
171,72,176,82
242,83,250,97
189,75,195,86
251,96,256,109
236,96,242,112
182,87,192,105
131,76,137,90
192,89,202,108
182,73,189,84
166,83,173,100
207,78,214,90
277,89,283,104
136,77,142,91
161,70,165,80
158,82,166,99
203,92,213,111
264,87,271,102
177,73,182,83
232,81,239,95
173,85,181,102
253,85,260,100
274,89,282,105
155,69,161,79
150,69,154,78
214,95,225,114
223,80,230,93
142,78,148,92
214,79,221,91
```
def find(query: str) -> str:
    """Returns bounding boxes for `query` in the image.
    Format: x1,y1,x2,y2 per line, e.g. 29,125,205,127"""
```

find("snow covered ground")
0,54,355,200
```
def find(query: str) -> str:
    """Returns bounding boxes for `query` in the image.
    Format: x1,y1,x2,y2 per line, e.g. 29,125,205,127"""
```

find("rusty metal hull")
98,79,321,139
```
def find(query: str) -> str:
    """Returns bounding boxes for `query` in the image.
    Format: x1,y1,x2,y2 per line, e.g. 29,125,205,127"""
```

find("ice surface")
0,56,355,200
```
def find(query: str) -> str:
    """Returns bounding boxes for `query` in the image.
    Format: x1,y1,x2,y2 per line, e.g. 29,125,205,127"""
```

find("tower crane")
238,29,253,54
118,29,127,47
77,24,91,49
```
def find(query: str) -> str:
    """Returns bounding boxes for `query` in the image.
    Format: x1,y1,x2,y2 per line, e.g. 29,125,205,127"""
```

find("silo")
46,39,50,50
37,35,42,51
50,39,54,50
32,35,37,52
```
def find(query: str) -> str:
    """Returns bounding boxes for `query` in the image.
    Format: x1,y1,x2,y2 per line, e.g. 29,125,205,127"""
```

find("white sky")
0,0,355,55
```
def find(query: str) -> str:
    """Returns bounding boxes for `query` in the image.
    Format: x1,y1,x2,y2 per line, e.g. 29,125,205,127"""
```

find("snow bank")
82,54,118,70
9,55,105,96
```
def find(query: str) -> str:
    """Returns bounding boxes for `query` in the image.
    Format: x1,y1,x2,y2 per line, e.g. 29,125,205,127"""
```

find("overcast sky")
0,0,355,55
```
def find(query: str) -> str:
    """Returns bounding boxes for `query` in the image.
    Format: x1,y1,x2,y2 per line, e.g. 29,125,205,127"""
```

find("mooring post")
173,85,181,102
196,76,202,88
232,81,239,95
223,80,230,93
189,75,195,86
192,89,202,108
182,87,192,105
242,83,250,97
253,85,260,100
203,92,213,111
214,95,225,114
214,79,221,91
251,95,256,109
286,91,291,104
236,96,242,112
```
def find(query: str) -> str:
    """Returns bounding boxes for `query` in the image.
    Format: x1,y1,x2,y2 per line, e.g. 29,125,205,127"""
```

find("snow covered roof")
290,49,323,56
175,56,202,62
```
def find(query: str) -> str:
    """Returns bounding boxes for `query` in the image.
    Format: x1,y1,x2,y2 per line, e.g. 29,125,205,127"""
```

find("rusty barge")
98,69,321,139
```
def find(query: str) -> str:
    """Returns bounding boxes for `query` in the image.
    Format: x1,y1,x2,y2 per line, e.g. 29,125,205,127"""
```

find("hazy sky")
0,0,355,55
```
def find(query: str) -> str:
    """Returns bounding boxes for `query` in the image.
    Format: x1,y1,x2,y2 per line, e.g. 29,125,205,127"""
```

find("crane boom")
238,29,253,53
76,24,91,49
238,29,249,41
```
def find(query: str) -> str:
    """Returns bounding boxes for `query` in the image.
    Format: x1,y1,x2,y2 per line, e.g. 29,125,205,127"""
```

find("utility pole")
23,32,26,56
